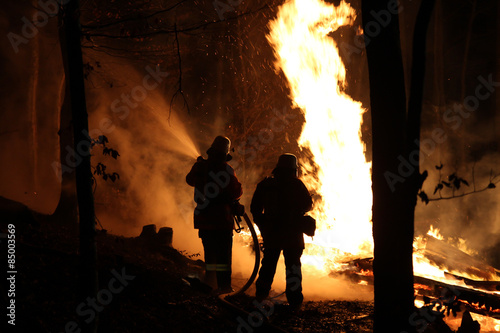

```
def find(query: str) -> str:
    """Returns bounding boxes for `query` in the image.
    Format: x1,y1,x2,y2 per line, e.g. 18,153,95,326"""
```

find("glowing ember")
267,0,372,272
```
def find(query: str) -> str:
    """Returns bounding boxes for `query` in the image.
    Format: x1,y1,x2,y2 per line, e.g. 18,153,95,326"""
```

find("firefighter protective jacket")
250,175,313,249
186,157,242,230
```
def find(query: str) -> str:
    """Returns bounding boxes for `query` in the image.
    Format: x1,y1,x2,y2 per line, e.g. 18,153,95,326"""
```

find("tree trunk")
30,25,40,193
432,0,443,110
51,75,79,227
53,18,78,227
431,0,444,161
496,3,500,145
407,0,435,148
460,0,477,101
60,2,98,332
362,0,434,331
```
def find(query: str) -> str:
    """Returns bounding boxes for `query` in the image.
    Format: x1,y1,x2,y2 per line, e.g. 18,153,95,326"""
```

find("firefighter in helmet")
251,153,313,310
186,136,242,292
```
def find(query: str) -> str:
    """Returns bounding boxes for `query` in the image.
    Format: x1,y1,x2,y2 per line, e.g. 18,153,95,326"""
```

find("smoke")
83,58,288,293
416,154,500,254
416,100,500,265
83,57,207,254
410,0,500,265
302,271,373,301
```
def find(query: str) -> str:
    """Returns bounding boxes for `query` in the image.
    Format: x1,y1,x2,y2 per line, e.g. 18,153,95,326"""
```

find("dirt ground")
2,217,380,333
8,217,486,332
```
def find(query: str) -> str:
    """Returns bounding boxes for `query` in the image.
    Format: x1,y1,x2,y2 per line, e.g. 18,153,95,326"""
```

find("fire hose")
217,212,289,332
231,212,260,295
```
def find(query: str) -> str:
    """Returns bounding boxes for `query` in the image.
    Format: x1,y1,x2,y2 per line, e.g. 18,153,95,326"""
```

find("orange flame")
266,0,499,304
427,225,444,240
267,0,372,273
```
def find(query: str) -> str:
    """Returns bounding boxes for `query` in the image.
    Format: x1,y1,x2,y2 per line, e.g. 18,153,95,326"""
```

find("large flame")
267,0,372,272
266,0,500,284
265,0,500,326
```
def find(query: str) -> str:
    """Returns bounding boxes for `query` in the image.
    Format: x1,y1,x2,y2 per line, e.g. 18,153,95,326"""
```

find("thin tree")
60,1,98,332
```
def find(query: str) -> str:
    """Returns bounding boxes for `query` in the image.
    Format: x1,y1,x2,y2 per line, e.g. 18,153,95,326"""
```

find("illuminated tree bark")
53,18,78,227
362,0,434,332
60,1,98,332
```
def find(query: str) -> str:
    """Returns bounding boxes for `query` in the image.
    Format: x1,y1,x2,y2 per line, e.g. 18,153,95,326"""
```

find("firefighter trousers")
199,229,233,290
255,247,303,306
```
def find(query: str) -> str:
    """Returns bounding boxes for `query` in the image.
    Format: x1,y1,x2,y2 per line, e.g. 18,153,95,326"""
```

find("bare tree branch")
428,179,499,202
169,22,189,120
427,166,500,202
83,3,274,40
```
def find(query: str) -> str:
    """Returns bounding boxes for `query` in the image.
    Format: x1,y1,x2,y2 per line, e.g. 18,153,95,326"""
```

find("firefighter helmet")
207,136,232,161
275,153,298,170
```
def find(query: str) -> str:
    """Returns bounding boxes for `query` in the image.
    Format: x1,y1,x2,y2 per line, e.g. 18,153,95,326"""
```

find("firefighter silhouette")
251,153,313,310
186,136,242,292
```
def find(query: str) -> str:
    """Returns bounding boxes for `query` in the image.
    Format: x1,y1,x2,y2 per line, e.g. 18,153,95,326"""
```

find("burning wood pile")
332,232,500,328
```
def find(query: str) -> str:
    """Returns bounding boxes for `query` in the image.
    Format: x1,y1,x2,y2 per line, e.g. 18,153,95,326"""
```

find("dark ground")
1,217,377,333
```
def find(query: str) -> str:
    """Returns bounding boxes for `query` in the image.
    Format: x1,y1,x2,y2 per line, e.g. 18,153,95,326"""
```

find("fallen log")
414,275,500,314
415,291,500,320
424,237,500,280
444,272,500,292
334,254,500,318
